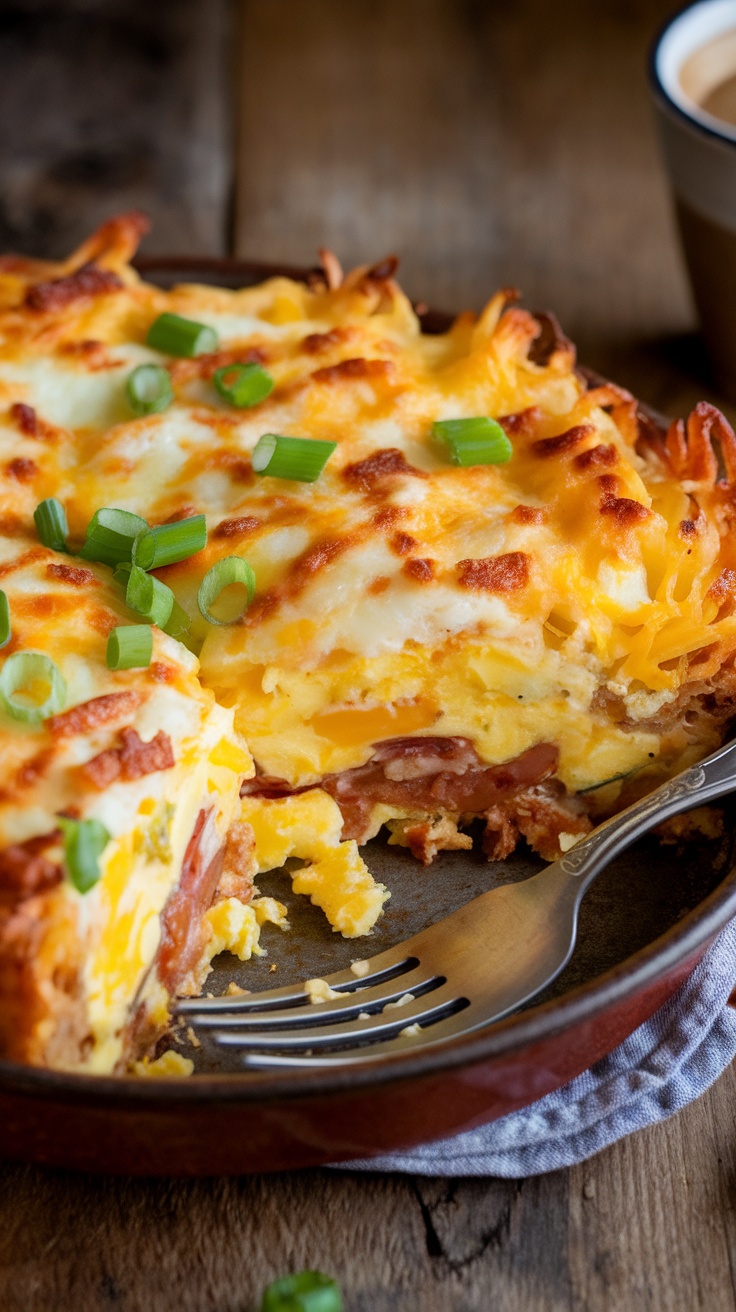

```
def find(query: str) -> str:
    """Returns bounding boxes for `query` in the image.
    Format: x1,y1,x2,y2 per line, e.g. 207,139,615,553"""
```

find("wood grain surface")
1,1063,736,1311
1,1,736,1309
236,0,734,426
0,0,232,257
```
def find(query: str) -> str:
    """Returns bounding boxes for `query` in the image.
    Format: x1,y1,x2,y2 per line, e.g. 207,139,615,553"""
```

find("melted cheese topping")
0,222,729,798
1,216,736,1070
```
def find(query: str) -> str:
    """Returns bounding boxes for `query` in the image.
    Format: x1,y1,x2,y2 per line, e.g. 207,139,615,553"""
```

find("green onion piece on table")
132,514,207,570
0,591,10,650
252,433,337,482
126,363,173,416
34,497,68,552
198,556,256,626
58,817,110,895
106,625,153,670
0,651,66,723
432,416,512,466
146,312,218,358
78,507,149,567
125,564,175,628
261,1270,343,1312
213,361,274,408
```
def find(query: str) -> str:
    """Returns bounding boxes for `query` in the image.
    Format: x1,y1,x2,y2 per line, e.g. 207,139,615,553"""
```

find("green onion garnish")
0,591,10,650
106,625,153,670
252,433,337,482
0,651,66,723
432,416,512,466
58,817,110,895
132,514,207,571
579,769,637,793
126,363,173,416
160,600,188,640
213,361,274,408
198,556,256,626
261,1271,343,1312
78,507,149,567
146,312,218,358
162,598,191,641
116,565,190,641
34,498,68,552
125,564,175,628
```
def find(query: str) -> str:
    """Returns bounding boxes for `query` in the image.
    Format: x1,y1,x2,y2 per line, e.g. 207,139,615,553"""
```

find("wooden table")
1,2,736,1307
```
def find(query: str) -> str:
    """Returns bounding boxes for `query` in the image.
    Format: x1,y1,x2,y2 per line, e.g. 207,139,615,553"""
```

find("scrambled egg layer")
240,789,389,936
133,1050,194,1078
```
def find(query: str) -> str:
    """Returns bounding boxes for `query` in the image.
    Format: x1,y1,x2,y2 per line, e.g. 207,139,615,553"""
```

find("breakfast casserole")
0,210,735,1070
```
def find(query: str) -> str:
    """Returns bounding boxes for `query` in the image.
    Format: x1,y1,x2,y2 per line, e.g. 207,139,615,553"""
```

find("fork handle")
557,737,736,892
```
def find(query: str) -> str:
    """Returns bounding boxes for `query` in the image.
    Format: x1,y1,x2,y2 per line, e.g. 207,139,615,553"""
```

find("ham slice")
242,736,560,846
323,737,559,840
157,810,224,994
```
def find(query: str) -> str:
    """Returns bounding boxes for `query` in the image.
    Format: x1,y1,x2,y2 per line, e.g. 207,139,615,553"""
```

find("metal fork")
179,737,736,1069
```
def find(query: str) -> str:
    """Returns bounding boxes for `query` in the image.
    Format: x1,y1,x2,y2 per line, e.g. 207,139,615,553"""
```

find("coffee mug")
650,0,736,399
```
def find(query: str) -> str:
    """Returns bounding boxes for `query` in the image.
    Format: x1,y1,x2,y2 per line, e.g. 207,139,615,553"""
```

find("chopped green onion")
213,361,274,408
146,312,218,358
0,651,66,723
0,591,10,650
78,508,149,567
132,515,207,570
34,498,68,552
252,433,337,482
198,556,256,626
162,598,191,641
261,1270,343,1312
126,364,173,417
58,817,110,895
579,769,637,793
115,564,190,640
106,625,153,670
125,564,175,628
432,416,512,466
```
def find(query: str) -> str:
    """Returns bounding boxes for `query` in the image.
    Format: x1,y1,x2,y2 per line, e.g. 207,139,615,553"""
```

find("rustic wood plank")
236,0,735,426
1,1076,735,1312
0,0,233,258
237,7,666,353
567,1065,736,1312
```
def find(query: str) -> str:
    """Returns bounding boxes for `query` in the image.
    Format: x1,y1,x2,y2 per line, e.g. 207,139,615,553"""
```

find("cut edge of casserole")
0,212,734,1070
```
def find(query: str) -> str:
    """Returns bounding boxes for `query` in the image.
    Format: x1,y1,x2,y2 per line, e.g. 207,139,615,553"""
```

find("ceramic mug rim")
649,0,736,147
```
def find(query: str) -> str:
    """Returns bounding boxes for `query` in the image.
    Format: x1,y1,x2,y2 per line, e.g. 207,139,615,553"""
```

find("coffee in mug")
651,1,736,399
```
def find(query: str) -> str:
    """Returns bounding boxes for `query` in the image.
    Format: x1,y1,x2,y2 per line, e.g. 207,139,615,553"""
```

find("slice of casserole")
0,210,734,935
0,539,253,1071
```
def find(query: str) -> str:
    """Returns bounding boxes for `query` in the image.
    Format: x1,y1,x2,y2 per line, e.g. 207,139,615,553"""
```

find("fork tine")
239,1009,475,1067
185,965,438,1028
211,983,468,1051
177,953,420,1014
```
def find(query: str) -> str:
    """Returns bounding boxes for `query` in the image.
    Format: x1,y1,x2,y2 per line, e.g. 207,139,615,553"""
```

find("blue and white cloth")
341,921,736,1177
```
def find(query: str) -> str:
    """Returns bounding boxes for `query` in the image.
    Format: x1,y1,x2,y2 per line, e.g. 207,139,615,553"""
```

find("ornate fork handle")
558,738,736,890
